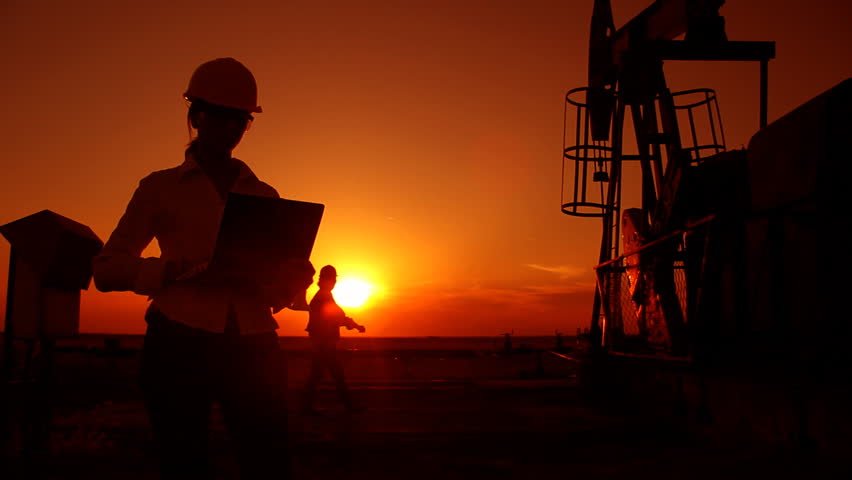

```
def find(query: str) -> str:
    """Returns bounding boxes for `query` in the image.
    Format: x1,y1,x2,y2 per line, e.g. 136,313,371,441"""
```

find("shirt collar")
178,150,256,184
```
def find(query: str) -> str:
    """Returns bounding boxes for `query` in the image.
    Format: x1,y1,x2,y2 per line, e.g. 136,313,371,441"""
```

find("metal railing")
594,215,716,357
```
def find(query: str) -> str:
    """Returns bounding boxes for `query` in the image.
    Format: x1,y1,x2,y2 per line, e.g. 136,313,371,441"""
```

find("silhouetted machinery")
1,210,103,458
562,0,850,446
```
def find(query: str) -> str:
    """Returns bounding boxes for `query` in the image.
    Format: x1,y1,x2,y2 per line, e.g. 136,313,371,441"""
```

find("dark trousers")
141,310,290,480
302,339,353,410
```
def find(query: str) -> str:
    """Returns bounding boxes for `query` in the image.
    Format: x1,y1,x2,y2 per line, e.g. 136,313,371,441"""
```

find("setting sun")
334,278,374,308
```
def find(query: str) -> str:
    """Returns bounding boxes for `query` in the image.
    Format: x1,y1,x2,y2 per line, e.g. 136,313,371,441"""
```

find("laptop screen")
210,193,324,281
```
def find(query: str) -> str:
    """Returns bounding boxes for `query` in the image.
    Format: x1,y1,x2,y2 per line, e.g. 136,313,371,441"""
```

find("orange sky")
1,0,850,337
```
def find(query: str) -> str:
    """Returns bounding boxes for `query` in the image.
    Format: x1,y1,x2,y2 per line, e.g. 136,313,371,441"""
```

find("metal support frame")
577,0,775,354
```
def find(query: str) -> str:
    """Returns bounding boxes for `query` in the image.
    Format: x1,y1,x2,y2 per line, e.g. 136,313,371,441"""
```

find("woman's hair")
185,100,205,153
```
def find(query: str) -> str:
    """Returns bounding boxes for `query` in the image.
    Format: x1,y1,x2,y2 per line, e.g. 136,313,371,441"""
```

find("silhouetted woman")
93,57,313,479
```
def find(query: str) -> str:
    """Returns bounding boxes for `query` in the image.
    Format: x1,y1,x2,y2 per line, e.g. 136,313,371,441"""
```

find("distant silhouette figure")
301,265,366,415
93,57,313,479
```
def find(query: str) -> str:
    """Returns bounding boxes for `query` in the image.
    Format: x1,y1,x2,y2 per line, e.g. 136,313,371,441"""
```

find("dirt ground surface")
3,336,850,479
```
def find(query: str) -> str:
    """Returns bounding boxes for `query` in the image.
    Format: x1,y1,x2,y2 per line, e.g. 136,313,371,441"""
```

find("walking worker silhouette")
92,57,314,479
302,265,366,415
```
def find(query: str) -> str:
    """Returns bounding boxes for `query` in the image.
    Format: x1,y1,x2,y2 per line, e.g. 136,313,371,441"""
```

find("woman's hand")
262,259,316,312
282,258,316,292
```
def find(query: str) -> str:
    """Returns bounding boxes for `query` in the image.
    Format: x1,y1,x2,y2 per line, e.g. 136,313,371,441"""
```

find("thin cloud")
525,263,586,279
383,282,593,310
366,282,595,336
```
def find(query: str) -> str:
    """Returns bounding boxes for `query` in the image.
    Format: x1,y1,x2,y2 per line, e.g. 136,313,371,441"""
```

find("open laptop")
208,192,324,282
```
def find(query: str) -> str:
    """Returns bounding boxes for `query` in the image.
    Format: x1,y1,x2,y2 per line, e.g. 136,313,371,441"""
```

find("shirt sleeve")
92,176,167,296
339,315,359,329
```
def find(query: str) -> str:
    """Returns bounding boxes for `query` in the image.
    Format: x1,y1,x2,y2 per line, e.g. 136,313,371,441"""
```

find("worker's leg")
324,342,357,411
141,310,214,480
301,339,326,412
220,331,291,480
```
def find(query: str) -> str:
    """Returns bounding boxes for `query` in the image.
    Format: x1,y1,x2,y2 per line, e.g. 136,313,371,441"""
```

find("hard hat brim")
184,95,262,114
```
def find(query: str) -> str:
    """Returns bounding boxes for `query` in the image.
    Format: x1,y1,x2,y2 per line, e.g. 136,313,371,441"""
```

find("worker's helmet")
319,265,337,279
183,57,262,113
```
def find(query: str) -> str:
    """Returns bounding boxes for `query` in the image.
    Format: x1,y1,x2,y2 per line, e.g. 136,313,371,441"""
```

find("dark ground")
2,335,850,479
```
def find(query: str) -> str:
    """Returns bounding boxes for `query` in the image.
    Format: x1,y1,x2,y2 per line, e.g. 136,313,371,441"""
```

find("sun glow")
334,278,374,308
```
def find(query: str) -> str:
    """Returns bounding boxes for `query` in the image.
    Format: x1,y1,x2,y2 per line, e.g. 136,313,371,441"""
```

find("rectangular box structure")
1,210,102,340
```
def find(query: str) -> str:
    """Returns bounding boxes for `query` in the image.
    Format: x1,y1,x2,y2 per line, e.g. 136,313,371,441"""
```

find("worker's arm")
341,316,366,333
92,177,181,295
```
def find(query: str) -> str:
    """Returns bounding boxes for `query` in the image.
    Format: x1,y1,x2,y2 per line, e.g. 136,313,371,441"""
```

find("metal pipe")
760,58,768,129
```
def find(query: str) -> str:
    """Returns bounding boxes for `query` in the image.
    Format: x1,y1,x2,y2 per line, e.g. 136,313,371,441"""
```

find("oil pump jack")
562,0,849,365
560,1,852,452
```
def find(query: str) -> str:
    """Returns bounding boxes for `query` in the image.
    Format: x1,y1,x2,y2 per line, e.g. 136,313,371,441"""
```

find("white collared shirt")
93,151,281,334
